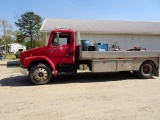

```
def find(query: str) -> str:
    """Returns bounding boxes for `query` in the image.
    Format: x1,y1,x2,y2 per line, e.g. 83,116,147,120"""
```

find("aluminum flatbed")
81,51,160,59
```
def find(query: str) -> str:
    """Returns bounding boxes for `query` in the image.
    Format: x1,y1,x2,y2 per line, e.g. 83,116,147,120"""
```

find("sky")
0,0,160,30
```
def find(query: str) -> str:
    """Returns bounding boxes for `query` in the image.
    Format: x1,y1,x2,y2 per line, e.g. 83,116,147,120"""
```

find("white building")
8,43,26,53
40,18,160,50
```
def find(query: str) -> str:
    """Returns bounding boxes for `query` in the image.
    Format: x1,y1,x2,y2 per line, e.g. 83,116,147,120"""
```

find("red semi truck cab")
20,29,159,85
20,29,78,84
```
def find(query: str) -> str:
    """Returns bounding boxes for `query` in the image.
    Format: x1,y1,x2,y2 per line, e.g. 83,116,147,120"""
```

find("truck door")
49,32,75,64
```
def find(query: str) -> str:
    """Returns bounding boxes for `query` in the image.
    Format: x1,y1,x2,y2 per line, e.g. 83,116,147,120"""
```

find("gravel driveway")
0,66,160,120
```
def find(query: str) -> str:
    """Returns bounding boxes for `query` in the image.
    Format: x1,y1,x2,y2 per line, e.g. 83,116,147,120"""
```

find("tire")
29,63,52,85
135,61,156,79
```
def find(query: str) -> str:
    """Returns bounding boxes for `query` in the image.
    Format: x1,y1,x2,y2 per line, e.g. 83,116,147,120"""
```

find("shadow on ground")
7,60,20,68
0,72,149,87
50,72,144,84
0,76,30,86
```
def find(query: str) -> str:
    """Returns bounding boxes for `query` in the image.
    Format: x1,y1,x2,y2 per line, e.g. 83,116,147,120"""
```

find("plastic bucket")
101,43,108,51
94,43,101,51
88,46,94,51
81,40,89,51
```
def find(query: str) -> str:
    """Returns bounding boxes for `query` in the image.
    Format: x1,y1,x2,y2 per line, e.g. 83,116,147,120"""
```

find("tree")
34,32,46,47
16,31,25,45
15,12,42,49
0,37,3,46
0,19,14,53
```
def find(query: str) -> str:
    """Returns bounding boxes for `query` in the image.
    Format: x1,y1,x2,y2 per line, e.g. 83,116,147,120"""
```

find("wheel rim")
33,68,48,82
142,64,152,74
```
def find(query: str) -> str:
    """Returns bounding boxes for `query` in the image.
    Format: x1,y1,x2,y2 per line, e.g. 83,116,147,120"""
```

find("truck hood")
20,46,48,67
22,46,47,54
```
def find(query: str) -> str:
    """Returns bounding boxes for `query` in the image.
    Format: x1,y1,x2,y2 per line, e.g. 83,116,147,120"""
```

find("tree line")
0,11,45,52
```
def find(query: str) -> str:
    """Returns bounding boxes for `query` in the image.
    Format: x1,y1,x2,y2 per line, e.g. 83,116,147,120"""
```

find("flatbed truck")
20,29,159,85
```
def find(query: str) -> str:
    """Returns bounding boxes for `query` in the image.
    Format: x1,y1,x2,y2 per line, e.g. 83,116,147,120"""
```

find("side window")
52,33,58,46
52,33,71,46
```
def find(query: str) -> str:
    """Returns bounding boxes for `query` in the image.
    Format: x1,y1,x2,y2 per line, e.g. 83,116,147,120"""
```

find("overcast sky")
0,0,160,29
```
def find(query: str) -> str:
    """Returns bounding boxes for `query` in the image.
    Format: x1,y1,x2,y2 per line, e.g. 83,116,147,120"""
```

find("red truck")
20,29,159,85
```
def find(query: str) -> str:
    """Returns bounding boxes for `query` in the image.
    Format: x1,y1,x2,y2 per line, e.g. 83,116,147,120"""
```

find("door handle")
50,48,57,53
63,48,72,56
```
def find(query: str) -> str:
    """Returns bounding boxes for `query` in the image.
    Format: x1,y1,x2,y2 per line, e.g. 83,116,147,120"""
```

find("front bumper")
20,67,28,76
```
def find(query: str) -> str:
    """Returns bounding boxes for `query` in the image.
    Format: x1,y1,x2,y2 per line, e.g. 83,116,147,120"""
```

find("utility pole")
2,20,6,54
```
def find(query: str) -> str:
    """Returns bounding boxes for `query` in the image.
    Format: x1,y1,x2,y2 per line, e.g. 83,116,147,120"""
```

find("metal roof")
40,18,160,35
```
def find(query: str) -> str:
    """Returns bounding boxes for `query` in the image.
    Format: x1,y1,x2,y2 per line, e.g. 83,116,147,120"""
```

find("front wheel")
135,61,156,79
29,63,52,85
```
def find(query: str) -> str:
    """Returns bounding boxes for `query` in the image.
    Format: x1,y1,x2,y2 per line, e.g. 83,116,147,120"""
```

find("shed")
40,18,160,50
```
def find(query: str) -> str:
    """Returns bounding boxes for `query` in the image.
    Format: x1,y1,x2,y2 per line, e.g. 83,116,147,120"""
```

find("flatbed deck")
81,51,160,59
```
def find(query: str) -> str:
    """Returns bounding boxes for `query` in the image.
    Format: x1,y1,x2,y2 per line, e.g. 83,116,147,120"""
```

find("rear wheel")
135,61,156,79
29,63,52,85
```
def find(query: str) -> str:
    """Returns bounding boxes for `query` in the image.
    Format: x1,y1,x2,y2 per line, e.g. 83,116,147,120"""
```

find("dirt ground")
0,66,160,120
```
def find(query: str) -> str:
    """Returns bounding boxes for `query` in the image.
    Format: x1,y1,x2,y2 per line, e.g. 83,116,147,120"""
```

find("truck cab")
20,29,78,84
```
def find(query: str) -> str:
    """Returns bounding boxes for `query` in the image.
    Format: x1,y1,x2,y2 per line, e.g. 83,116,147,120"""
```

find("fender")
24,56,56,76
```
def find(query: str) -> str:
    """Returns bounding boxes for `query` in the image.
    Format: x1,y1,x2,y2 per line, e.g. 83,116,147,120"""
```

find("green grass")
5,54,17,60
